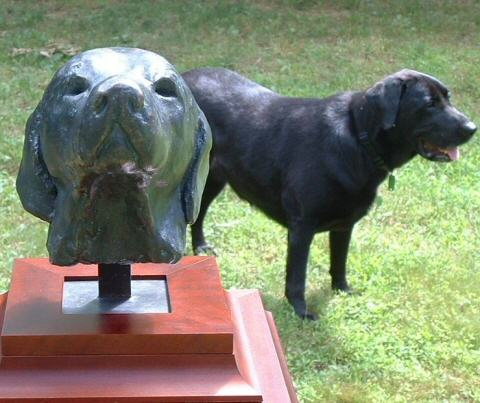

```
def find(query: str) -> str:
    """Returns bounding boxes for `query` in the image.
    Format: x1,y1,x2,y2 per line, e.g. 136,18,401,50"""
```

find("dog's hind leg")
285,222,317,320
191,172,226,255
329,228,353,292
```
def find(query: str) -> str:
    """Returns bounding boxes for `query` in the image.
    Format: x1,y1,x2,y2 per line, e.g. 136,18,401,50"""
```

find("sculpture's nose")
93,77,144,115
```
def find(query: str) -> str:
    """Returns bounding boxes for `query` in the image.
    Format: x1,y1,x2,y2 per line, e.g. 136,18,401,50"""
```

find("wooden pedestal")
0,257,298,402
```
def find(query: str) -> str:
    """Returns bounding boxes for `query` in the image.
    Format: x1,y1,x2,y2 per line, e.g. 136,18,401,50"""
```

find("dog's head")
17,48,212,265
353,69,476,167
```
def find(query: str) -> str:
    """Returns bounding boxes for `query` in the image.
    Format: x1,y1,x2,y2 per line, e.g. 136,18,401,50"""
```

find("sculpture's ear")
16,107,56,222
181,110,212,224
365,75,405,132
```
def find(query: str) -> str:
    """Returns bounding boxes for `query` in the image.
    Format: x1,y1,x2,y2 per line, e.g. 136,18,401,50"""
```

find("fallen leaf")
10,47,34,56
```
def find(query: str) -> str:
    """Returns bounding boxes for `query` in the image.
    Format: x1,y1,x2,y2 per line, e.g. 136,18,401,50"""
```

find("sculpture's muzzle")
92,77,145,116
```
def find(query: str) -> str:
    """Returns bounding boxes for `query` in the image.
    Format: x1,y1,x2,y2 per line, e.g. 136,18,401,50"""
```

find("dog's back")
183,68,347,223
183,68,277,121
184,68,289,220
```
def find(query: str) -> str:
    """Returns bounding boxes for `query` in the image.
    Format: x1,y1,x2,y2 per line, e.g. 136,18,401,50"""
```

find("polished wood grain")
228,290,299,403
0,354,261,402
2,257,233,356
0,257,297,402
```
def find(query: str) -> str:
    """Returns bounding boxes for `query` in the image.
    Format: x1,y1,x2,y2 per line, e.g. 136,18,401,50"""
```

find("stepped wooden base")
0,257,298,402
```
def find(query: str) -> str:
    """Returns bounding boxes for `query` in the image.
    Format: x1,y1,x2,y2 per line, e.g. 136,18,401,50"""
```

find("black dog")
183,68,476,320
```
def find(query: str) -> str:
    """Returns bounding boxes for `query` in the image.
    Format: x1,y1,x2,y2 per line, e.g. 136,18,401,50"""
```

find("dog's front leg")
285,223,317,320
329,227,353,291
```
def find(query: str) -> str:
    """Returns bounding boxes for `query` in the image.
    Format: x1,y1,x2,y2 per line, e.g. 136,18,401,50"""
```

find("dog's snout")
462,120,477,137
93,78,145,115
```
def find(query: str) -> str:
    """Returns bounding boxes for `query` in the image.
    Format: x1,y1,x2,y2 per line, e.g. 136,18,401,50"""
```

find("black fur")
183,68,476,320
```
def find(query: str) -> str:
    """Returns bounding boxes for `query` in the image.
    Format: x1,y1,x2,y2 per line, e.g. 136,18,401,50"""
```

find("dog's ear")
16,107,56,222
365,75,405,132
181,110,212,224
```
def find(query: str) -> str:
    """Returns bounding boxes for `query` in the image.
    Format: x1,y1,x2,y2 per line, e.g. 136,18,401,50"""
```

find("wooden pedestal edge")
227,290,299,403
0,268,298,402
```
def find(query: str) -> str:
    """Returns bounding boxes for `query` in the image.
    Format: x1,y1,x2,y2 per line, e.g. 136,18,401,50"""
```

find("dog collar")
358,131,396,190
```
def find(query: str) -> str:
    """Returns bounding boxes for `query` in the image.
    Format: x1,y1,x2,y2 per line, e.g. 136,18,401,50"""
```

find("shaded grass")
1,1,480,401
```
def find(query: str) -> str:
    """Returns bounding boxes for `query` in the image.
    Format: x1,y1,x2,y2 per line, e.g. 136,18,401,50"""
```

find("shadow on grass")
261,282,336,327
261,287,355,400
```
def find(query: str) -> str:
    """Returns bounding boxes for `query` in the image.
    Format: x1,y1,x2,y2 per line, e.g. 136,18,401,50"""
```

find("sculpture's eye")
65,76,89,96
154,78,178,98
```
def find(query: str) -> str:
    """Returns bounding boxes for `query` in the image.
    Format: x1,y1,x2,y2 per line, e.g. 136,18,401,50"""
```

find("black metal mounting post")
98,263,132,299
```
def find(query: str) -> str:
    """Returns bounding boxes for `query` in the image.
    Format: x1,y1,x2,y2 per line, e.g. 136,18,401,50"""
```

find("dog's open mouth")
418,138,460,162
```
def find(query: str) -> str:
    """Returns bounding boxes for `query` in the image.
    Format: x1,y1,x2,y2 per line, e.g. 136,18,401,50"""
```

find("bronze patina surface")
17,48,212,266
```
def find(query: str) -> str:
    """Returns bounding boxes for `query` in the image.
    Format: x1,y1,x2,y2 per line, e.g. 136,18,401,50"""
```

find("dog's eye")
65,77,89,96
426,98,436,108
154,78,178,98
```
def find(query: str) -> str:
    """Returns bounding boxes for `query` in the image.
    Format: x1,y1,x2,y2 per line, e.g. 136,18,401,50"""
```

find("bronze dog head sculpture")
17,48,212,265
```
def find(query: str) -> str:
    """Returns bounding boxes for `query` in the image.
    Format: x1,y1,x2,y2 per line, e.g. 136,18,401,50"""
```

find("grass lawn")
1,1,479,401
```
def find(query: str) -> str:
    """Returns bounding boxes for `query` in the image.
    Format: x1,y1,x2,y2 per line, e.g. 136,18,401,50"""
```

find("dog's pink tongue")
447,147,460,161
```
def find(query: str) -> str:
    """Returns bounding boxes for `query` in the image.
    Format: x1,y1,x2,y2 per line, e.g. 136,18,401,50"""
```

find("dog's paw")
299,310,318,321
194,244,217,256
332,285,358,296
331,281,351,293
289,299,319,321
